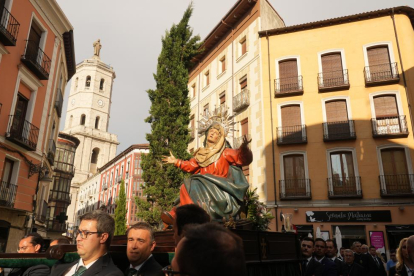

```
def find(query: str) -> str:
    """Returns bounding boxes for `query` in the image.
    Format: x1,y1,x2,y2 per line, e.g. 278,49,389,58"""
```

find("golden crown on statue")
198,105,236,137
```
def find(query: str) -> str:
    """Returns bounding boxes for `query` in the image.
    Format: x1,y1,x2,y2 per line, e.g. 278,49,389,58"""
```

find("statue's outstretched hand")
162,150,177,164
240,135,252,149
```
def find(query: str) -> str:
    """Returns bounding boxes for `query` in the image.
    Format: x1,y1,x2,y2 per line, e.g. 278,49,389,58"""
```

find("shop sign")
305,211,391,222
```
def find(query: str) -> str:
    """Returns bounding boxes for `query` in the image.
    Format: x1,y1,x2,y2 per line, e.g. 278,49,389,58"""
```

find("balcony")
55,161,75,175
327,177,362,199
0,6,20,46
380,175,414,197
371,116,408,138
280,179,311,200
233,89,250,112
214,104,228,116
47,139,56,165
0,182,17,208
323,120,356,141
21,40,51,80
102,183,107,190
364,62,399,86
318,69,350,92
274,76,303,97
277,125,307,145
233,134,251,149
49,191,71,204
36,200,48,223
6,115,39,151
55,89,63,117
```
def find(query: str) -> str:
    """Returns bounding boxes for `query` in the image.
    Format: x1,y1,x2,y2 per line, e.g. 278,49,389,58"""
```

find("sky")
56,0,413,154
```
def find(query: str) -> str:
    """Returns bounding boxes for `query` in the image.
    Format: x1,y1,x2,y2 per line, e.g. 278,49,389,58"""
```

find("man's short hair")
80,210,115,248
351,241,361,249
177,223,246,276
301,237,315,246
23,232,44,248
369,245,376,250
126,222,154,242
52,238,70,245
326,239,337,249
175,204,210,236
314,238,326,245
344,249,354,254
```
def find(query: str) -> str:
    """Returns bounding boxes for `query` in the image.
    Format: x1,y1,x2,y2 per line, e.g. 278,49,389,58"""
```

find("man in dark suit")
50,210,123,276
300,237,323,276
343,249,364,276
367,246,386,276
351,241,370,273
325,239,343,276
0,233,49,276
314,238,337,276
125,222,163,276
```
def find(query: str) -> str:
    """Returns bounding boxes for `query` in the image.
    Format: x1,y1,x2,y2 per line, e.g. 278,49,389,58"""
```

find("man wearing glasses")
0,232,50,276
51,210,123,276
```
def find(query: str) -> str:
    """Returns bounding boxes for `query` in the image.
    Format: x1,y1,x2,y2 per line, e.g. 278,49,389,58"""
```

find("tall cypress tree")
114,180,127,235
136,5,202,226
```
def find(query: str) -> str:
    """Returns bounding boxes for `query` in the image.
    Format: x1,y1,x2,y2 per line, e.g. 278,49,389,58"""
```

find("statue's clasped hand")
162,150,177,164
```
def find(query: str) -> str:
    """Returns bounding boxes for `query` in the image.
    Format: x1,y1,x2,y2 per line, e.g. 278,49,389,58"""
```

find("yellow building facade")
260,7,414,251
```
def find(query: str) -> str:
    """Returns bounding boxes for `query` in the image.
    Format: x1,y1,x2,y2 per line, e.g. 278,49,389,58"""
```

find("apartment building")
188,0,284,199
0,0,75,251
260,6,414,250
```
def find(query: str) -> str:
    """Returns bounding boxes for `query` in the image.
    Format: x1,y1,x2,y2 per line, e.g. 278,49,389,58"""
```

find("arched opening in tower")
90,148,100,173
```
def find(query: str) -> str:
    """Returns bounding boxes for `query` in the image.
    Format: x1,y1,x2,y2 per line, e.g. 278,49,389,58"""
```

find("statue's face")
207,128,220,145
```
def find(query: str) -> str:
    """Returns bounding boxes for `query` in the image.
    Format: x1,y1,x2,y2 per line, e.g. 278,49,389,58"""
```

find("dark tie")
125,268,138,276
301,259,308,276
374,257,380,267
72,266,87,276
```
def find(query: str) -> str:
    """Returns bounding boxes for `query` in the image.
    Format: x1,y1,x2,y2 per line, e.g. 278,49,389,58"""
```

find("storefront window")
331,225,366,249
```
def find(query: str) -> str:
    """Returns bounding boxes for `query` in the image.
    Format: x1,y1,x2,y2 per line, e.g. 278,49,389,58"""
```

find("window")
373,95,403,135
240,77,247,91
280,152,310,199
363,43,398,83
191,83,196,98
204,71,210,87
241,118,249,181
319,52,348,88
80,114,86,125
240,37,247,56
1,159,14,186
69,115,73,128
278,104,306,144
277,59,301,93
95,116,100,129
203,103,209,116
99,79,104,90
90,148,100,173
220,94,226,105
323,99,355,140
219,56,226,74
75,77,78,89
85,76,91,88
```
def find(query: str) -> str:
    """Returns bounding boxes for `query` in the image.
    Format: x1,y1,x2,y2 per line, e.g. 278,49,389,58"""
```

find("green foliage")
114,180,127,235
138,4,202,225
244,188,274,231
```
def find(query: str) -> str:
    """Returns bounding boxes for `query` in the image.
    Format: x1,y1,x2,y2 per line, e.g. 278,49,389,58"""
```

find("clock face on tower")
98,99,104,107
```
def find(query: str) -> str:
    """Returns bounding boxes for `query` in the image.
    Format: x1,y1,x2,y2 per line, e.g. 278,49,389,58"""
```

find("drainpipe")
266,31,278,231
221,19,234,138
391,8,414,134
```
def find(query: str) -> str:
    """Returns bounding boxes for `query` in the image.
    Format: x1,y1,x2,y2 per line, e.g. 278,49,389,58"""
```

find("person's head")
204,123,225,148
76,210,115,265
172,223,246,276
344,249,355,265
396,237,409,271
369,246,377,256
18,233,44,253
390,249,397,262
126,222,156,267
301,237,315,258
351,241,362,254
325,239,337,258
174,204,210,246
314,238,327,259
407,235,414,263
361,244,369,254
340,247,345,257
50,238,70,247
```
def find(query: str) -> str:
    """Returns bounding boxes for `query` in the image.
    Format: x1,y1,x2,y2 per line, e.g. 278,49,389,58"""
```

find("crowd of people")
300,236,414,276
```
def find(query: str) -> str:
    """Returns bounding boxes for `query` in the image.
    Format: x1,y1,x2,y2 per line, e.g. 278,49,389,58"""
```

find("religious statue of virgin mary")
162,109,252,224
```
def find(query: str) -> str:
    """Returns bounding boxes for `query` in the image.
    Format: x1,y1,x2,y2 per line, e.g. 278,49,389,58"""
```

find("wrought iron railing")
318,69,349,90
47,139,56,165
7,115,39,151
371,115,408,137
327,177,362,198
233,134,251,149
0,182,17,208
0,6,20,46
21,40,51,80
55,89,63,117
280,179,311,199
380,175,414,196
364,62,399,84
323,120,356,141
275,76,303,96
233,89,250,112
277,125,307,144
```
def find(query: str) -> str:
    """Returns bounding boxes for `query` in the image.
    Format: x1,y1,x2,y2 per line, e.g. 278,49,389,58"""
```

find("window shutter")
283,155,305,180
240,78,247,90
281,105,301,127
279,59,298,79
322,53,343,72
381,149,408,175
241,118,248,136
220,94,226,104
374,96,398,118
367,46,390,66
325,100,348,122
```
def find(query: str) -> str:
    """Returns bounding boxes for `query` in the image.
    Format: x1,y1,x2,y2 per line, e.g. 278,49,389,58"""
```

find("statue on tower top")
93,39,102,57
